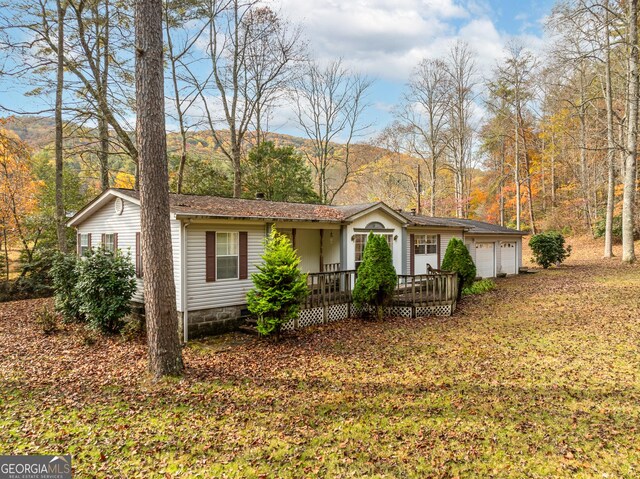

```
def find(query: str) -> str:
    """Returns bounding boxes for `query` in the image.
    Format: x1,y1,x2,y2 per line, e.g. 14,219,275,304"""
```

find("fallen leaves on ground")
1,237,640,478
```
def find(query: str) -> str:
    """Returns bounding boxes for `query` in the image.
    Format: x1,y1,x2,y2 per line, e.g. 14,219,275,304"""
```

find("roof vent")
410,208,416,216
255,192,265,200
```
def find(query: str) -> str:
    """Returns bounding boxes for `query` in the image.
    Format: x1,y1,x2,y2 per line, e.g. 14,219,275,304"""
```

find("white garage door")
500,241,517,275
475,242,495,278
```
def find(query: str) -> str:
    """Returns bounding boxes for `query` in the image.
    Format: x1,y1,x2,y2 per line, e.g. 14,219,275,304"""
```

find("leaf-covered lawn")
1,238,640,478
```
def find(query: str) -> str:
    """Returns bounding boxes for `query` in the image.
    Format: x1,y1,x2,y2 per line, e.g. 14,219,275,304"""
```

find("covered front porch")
275,223,342,274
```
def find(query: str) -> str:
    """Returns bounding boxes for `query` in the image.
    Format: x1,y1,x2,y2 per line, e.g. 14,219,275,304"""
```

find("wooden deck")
304,270,458,310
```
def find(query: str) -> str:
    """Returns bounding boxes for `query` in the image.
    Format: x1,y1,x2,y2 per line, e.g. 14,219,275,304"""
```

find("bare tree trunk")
135,0,184,377
97,0,110,190
541,137,547,213
522,140,537,234
165,9,188,194
579,85,592,232
500,137,505,226
98,114,110,189
232,143,242,198
514,114,521,230
551,131,556,208
604,0,615,258
622,0,638,263
430,160,436,217
55,0,67,253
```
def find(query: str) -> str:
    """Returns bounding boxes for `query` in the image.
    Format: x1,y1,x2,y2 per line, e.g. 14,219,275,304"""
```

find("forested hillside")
2,0,640,296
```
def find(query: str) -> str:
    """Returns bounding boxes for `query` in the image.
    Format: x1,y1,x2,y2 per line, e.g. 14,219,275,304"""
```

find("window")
415,235,437,255
79,234,90,256
217,232,239,279
354,233,393,269
103,234,116,253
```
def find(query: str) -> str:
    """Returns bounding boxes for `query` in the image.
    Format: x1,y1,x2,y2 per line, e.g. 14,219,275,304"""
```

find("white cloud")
271,0,546,83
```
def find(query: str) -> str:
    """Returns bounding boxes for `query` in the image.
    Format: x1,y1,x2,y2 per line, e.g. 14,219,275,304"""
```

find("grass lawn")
1,237,640,478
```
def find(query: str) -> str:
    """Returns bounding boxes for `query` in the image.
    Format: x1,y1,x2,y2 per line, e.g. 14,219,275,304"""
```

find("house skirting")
179,306,246,338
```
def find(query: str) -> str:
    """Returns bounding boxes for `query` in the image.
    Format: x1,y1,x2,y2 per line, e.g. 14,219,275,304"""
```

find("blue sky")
0,0,556,139
264,0,556,137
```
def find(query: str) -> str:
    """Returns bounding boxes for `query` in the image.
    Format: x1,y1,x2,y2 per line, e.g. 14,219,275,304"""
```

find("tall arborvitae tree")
135,0,183,377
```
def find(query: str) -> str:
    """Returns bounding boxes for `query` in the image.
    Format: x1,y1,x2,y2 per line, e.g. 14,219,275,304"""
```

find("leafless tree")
164,0,209,194
443,41,478,218
495,42,538,233
187,0,302,197
397,58,450,216
294,59,373,205
622,0,638,263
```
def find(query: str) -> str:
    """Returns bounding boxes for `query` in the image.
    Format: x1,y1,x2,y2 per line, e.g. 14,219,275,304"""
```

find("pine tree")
352,233,397,321
441,238,476,300
247,228,309,338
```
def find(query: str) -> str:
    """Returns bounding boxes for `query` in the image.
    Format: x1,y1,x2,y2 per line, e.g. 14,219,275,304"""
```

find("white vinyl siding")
407,229,464,275
346,210,403,272
75,197,145,304
186,224,264,311
296,229,321,273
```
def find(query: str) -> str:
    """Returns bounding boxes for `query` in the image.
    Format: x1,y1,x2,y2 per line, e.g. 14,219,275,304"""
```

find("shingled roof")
69,189,526,233
403,212,526,235
113,189,375,222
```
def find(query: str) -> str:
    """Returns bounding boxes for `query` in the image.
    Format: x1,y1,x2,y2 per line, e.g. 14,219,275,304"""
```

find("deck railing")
393,273,458,307
304,270,458,309
305,270,356,309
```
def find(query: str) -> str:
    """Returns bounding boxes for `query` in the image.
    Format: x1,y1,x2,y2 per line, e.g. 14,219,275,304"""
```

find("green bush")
462,279,495,296
529,232,571,269
50,252,83,322
247,228,309,337
75,248,137,334
441,238,476,299
352,233,397,321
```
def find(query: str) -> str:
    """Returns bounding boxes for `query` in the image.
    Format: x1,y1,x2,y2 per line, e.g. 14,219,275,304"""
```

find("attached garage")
500,241,517,275
475,242,496,278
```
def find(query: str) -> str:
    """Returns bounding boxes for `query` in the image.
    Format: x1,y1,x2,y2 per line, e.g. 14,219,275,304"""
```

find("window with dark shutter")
437,234,442,269
239,232,248,280
206,231,216,282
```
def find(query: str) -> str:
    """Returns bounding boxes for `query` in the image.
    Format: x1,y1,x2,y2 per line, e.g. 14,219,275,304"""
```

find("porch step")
238,317,259,335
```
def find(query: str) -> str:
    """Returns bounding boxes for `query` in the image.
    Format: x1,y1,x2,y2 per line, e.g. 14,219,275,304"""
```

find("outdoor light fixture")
394,235,398,241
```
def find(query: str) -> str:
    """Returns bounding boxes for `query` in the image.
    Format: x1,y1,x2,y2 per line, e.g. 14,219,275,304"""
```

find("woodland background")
1,0,639,292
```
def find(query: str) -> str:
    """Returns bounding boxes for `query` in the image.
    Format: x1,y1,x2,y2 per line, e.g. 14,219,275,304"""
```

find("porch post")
319,229,324,272
340,225,347,270
401,227,408,274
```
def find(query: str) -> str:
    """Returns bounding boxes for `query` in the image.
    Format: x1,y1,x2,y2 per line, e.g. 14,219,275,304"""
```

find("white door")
500,241,517,275
475,242,495,278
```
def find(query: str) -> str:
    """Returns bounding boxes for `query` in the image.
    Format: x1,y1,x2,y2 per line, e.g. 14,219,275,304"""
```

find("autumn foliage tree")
0,128,42,281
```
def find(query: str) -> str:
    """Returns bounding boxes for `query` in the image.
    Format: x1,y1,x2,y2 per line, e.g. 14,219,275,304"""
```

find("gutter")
173,213,344,224
181,219,191,343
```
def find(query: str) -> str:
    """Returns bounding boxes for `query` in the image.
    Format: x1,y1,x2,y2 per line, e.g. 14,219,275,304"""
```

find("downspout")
182,219,191,343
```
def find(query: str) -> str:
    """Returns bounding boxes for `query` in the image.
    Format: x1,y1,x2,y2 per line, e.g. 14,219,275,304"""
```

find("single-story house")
67,188,526,339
